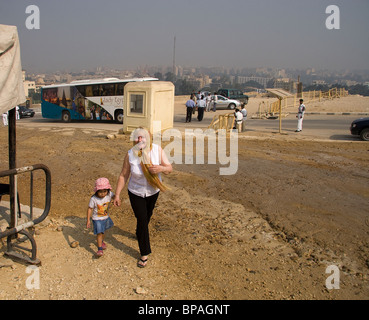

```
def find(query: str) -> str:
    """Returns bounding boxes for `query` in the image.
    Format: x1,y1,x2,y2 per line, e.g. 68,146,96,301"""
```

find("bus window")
85,85,93,97
76,85,86,97
102,84,115,96
92,85,100,96
43,88,57,103
117,83,125,95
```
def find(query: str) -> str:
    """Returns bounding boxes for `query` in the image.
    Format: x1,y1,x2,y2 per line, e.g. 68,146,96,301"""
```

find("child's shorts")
93,217,114,235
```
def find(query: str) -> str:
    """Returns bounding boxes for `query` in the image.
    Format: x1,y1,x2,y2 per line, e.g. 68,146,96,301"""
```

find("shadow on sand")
61,216,139,260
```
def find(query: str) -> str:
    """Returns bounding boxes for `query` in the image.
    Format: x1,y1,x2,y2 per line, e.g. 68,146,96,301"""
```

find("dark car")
350,117,369,141
19,106,35,118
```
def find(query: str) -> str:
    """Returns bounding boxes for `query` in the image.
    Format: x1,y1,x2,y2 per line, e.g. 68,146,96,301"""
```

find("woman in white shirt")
114,127,172,268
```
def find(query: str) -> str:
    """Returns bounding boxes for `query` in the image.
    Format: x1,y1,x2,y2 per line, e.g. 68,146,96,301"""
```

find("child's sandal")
96,250,104,257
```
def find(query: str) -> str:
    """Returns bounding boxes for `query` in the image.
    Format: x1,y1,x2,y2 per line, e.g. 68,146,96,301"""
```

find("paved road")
174,113,364,141
244,114,362,141
14,110,366,142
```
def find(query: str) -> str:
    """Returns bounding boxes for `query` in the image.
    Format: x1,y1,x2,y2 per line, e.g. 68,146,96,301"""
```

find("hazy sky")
1,0,369,73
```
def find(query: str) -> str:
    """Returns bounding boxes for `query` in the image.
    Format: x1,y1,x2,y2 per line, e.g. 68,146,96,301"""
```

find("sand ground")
0,95,369,300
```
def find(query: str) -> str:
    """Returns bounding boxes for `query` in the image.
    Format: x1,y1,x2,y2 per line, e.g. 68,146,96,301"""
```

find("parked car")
217,88,249,105
19,106,35,118
212,95,241,110
199,91,211,98
350,117,369,141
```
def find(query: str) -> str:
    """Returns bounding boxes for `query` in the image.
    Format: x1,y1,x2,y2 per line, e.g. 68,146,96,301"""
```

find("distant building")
237,76,273,88
312,80,327,86
24,81,36,97
22,70,36,97
274,78,296,93
183,74,211,89
344,80,359,86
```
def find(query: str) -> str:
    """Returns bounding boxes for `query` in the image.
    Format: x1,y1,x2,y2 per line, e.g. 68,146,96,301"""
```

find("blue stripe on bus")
41,100,84,120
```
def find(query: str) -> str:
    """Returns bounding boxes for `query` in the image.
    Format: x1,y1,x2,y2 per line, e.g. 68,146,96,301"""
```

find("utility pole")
172,35,176,76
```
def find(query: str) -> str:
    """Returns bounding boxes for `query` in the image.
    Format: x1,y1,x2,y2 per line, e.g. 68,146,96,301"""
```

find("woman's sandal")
137,258,148,268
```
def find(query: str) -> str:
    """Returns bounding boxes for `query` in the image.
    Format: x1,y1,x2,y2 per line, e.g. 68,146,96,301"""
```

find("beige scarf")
137,146,169,192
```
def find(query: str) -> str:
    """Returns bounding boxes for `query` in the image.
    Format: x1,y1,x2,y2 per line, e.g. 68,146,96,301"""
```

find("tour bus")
41,77,158,123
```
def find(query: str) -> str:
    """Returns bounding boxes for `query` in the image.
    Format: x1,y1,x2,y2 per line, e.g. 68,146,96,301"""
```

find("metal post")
8,108,16,229
30,171,34,220
279,98,282,133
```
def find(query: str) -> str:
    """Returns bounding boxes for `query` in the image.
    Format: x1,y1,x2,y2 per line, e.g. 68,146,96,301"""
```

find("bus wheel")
115,110,123,124
62,110,71,123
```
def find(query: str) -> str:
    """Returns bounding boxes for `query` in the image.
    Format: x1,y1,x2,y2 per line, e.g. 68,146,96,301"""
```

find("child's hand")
86,220,91,229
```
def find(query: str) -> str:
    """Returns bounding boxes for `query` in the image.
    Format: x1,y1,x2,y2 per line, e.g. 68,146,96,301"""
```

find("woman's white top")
128,143,162,198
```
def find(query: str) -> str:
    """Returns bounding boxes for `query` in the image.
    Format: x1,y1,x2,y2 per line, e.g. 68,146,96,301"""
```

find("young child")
87,177,115,257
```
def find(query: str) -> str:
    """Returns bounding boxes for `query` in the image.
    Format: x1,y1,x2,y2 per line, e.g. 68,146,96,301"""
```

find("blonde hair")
131,127,169,192
131,127,152,147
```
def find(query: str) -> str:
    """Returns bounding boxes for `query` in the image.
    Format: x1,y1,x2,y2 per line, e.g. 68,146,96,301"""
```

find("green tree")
154,72,163,80
175,79,197,95
165,72,176,83
29,88,41,104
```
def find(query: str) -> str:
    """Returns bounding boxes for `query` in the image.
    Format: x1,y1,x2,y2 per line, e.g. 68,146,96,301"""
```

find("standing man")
241,105,248,132
205,93,211,112
212,93,218,112
16,106,20,120
191,93,197,115
197,95,206,121
233,108,243,131
2,112,8,126
185,97,196,123
296,99,306,132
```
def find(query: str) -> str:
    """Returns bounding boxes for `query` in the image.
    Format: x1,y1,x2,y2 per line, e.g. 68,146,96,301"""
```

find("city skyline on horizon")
24,64,369,81
2,1,368,75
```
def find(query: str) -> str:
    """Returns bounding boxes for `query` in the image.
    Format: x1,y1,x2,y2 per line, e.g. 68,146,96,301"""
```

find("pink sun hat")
94,177,112,192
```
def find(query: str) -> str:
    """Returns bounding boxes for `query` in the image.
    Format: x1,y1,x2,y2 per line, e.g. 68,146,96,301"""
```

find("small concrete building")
123,81,174,134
